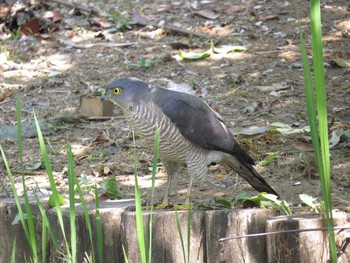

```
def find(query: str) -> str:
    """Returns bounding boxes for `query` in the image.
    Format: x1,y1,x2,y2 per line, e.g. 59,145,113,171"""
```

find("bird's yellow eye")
112,87,121,95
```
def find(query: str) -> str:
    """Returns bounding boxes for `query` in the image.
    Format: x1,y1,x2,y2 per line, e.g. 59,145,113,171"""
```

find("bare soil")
0,0,350,211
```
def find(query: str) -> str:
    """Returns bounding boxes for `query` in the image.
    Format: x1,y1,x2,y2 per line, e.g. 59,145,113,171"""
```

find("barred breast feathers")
125,102,209,174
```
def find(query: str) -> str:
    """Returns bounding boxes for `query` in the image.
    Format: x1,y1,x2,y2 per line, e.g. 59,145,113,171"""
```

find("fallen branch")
57,39,136,49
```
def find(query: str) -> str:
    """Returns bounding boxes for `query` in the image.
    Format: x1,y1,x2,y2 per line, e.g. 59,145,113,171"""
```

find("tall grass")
131,128,160,263
299,0,337,261
0,97,39,262
0,98,103,262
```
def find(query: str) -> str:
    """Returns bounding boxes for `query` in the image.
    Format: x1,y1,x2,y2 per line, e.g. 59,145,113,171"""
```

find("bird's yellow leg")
156,172,177,209
174,176,195,210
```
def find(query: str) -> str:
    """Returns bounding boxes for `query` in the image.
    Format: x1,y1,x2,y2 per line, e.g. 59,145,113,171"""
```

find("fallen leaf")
224,5,245,14
131,10,150,23
258,14,279,21
176,50,211,61
42,10,63,22
230,126,269,136
20,18,40,35
329,130,341,148
212,45,247,54
89,17,113,29
254,85,290,92
294,140,314,151
26,160,42,170
331,58,350,68
194,9,220,20
269,122,310,135
91,134,110,144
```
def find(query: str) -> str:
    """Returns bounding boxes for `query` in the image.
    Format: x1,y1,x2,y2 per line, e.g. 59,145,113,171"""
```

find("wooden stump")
121,210,206,263
47,199,135,263
266,214,329,263
206,209,277,263
0,198,47,263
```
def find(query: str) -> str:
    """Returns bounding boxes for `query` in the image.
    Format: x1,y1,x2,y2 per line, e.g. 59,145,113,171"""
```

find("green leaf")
12,213,27,225
48,193,66,208
234,192,291,214
213,45,247,54
342,129,350,138
26,159,42,170
259,153,278,166
178,50,211,61
269,122,310,135
214,197,233,208
102,176,125,199
299,193,317,207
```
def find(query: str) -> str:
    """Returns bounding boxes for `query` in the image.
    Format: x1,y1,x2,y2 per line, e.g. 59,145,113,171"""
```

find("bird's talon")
155,202,171,209
173,203,195,210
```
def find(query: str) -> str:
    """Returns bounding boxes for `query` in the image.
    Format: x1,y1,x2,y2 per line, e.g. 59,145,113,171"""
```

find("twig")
136,21,213,39
47,0,99,15
219,226,350,242
57,39,136,49
11,170,46,176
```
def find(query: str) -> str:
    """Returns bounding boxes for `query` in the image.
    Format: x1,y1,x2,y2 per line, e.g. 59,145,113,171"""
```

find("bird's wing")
154,90,255,165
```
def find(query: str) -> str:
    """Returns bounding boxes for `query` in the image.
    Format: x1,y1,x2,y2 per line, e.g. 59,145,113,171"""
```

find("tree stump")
121,210,206,263
47,199,135,263
266,214,329,263
206,209,277,263
0,198,47,263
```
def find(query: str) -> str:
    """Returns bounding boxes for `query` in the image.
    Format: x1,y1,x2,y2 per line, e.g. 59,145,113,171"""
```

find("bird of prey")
105,77,278,206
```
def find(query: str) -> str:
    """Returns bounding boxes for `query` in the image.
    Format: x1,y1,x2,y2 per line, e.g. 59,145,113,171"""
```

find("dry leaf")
20,18,40,35
224,5,245,14
42,10,63,22
91,134,110,144
131,10,150,23
194,10,220,20
331,58,350,68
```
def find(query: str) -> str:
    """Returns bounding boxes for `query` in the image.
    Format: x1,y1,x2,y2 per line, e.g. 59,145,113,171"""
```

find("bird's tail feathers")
224,156,279,197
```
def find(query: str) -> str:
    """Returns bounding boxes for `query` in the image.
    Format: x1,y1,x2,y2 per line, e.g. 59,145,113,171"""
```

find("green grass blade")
186,210,191,263
11,239,16,263
33,113,71,260
94,187,104,263
41,209,48,263
297,1,337,261
0,146,34,260
132,128,147,263
16,97,38,262
122,245,129,263
147,128,160,262
309,1,336,261
134,173,147,263
67,144,77,263
74,179,95,262
34,194,57,263
175,209,187,263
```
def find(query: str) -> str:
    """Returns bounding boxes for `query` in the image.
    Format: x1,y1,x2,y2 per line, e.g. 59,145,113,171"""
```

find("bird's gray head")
105,77,150,110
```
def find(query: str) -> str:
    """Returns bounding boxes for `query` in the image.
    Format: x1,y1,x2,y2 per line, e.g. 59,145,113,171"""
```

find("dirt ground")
0,0,349,211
